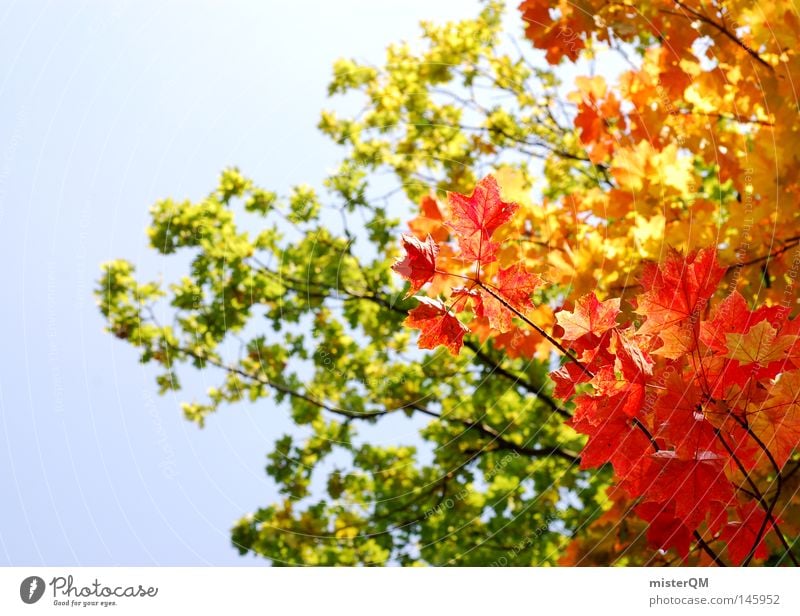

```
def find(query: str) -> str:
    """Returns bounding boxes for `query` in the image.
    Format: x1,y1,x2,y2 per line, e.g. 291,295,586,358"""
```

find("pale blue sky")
0,0,490,565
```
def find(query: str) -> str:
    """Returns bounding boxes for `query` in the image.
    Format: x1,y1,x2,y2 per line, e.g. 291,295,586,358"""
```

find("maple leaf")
702,295,789,356
642,451,734,530
699,291,752,353
610,329,653,380
650,322,696,359
456,232,500,265
652,373,721,458
449,286,481,314
720,501,772,565
493,261,543,307
404,296,468,356
589,365,645,417
697,354,754,400
636,502,693,559
751,369,800,468
446,175,518,264
778,317,800,369
408,194,449,243
550,327,617,399
571,77,606,136
556,293,621,341
636,247,725,336
570,76,624,163
478,262,543,332
550,361,592,399
725,320,797,368
518,0,592,63
569,394,654,487
492,326,544,359
392,234,439,297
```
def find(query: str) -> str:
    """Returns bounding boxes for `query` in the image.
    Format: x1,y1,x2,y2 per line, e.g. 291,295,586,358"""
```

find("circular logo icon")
20,576,45,604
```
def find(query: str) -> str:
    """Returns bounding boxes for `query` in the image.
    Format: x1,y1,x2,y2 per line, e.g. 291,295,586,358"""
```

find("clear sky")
0,0,487,565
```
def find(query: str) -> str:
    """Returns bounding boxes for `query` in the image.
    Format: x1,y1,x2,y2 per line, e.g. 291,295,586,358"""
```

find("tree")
97,1,800,565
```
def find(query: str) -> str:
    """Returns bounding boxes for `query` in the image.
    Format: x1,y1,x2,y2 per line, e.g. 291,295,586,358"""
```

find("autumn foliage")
391,0,800,565
395,173,800,565
99,1,800,566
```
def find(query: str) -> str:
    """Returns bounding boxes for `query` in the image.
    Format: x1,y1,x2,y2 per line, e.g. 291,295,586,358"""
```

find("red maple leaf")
550,361,593,399
478,262,543,332
455,232,500,265
720,501,772,565
636,502,693,559
571,77,625,163
446,175,518,264
569,394,653,488
518,0,592,63
392,234,439,297
610,329,653,380
650,322,696,359
636,247,725,336
641,451,733,530
699,291,752,353
404,297,468,355
696,354,752,399
449,286,482,313
652,373,722,458
492,326,544,359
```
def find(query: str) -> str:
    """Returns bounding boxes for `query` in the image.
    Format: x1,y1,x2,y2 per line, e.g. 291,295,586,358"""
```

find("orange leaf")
725,320,797,367
404,297,468,356
556,293,620,341
446,175,518,265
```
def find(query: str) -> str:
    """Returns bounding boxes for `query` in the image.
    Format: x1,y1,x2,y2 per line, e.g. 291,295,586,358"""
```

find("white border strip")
0,567,797,615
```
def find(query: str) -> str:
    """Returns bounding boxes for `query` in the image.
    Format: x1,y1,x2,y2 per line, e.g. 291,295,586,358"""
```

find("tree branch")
169,341,580,464
464,340,572,420
475,281,593,377
669,1,774,71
